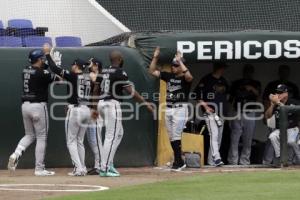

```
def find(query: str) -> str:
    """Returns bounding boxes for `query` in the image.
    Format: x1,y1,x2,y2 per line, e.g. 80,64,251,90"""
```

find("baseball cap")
72,58,89,70
89,58,102,67
276,84,288,94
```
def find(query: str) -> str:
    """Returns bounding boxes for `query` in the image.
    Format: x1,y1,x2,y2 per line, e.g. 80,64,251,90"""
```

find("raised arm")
265,94,281,119
175,51,193,82
149,47,161,78
43,44,63,75
43,43,73,81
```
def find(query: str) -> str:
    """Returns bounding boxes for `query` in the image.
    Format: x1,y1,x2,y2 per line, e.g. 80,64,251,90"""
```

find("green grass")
47,171,300,200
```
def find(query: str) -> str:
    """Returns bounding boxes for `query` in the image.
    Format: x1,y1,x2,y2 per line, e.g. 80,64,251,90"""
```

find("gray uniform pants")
98,99,123,172
14,102,48,171
165,105,189,142
228,112,256,165
86,120,102,169
65,104,91,172
204,113,224,165
269,127,300,161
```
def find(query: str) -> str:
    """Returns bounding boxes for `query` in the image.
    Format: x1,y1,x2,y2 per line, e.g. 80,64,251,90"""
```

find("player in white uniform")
194,63,229,167
97,50,154,177
8,49,58,176
43,44,95,176
149,47,193,171
86,58,102,175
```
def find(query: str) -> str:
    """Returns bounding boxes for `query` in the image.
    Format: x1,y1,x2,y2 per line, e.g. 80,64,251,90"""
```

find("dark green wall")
0,47,158,169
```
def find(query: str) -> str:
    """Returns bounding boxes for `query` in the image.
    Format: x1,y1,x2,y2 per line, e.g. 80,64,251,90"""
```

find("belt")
100,98,120,102
69,104,87,107
23,101,46,104
166,104,184,108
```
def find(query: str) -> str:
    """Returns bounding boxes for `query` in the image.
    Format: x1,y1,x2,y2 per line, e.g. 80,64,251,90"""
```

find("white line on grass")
0,184,109,192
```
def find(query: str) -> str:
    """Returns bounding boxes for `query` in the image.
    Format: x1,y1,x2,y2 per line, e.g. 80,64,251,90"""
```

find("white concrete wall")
0,0,129,45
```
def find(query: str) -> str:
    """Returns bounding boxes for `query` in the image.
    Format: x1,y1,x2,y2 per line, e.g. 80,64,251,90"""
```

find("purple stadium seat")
24,36,52,47
0,21,5,36
0,36,22,47
8,19,33,29
7,19,36,37
55,36,82,47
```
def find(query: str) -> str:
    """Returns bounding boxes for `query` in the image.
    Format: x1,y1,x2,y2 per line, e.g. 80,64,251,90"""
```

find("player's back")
99,66,130,101
22,66,53,103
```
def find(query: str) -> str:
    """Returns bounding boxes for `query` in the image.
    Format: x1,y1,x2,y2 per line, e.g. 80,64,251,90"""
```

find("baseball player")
97,50,153,177
86,58,102,175
43,44,93,176
8,49,58,176
265,84,300,166
194,62,229,166
262,65,299,164
149,47,193,171
227,64,261,165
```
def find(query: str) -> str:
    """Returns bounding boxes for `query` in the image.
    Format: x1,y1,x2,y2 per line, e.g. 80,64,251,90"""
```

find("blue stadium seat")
55,36,82,47
0,20,5,36
24,36,52,47
7,19,36,37
0,36,22,47
8,19,33,29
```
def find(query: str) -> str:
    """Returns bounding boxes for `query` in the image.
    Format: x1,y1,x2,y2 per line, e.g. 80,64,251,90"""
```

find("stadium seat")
0,20,5,36
8,19,33,29
0,36,22,47
24,36,52,47
7,19,36,37
55,36,82,47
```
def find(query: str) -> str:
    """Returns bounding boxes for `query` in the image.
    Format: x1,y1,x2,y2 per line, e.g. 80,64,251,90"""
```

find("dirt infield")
0,166,299,200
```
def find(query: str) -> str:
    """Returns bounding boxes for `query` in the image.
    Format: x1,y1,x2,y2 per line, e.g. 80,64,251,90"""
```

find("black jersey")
273,98,299,129
230,78,261,110
46,55,91,105
22,65,56,103
194,73,229,114
160,72,191,104
98,66,131,101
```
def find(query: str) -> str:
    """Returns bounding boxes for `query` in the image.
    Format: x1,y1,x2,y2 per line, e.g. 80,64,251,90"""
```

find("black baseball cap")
276,84,288,94
89,58,102,67
72,58,89,70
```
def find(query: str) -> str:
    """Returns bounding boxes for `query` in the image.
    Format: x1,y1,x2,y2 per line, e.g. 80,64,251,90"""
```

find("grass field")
47,171,300,200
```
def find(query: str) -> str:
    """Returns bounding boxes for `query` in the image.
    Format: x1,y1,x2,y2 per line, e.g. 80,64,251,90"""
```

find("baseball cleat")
8,153,19,171
172,164,187,172
214,159,224,167
99,170,120,177
87,168,100,175
68,171,86,176
109,165,120,175
35,169,55,176
272,157,281,168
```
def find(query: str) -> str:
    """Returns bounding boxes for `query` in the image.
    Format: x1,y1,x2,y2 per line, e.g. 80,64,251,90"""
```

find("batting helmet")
28,49,45,64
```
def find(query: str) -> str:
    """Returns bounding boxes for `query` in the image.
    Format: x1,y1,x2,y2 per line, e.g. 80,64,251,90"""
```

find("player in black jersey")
194,62,229,167
97,50,153,177
8,49,58,176
43,44,93,176
149,47,193,171
86,58,103,175
227,64,261,165
265,84,300,166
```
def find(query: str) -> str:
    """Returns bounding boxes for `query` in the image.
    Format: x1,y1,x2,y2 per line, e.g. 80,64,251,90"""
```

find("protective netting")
98,0,300,32
2,0,300,47
0,0,127,47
